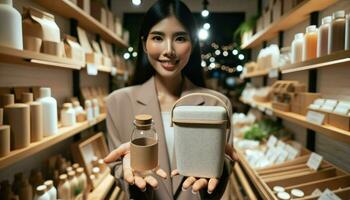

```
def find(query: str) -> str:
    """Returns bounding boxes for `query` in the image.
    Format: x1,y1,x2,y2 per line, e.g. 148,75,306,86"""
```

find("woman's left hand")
171,143,238,194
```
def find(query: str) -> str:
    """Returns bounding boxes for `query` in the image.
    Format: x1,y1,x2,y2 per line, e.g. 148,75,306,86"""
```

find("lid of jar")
85,100,92,107
68,171,76,177
40,87,51,98
36,185,47,195
76,167,84,174
306,25,317,33
291,189,304,197
135,114,152,125
92,167,100,174
322,16,332,25
21,93,33,103
273,186,285,193
277,191,291,200
66,166,73,173
333,10,345,19
44,180,53,190
1,94,15,105
72,163,80,169
59,174,67,181
63,103,73,109
294,33,304,39
72,101,80,107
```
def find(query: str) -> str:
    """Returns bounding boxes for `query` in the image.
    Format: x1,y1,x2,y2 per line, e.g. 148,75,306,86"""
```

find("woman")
104,0,236,199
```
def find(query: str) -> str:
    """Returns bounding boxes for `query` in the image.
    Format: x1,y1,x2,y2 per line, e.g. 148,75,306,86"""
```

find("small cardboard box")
22,7,60,43
329,113,350,131
71,132,110,189
64,35,85,62
77,0,90,15
77,27,93,53
292,93,321,115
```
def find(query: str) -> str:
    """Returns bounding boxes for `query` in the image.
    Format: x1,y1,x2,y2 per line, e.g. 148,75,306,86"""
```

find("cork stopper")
21,93,33,103
73,101,80,107
63,103,73,109
44,180,53,190
72,163,80,170
66,166,73,173
68,171,76,179
76,167,84,175
59,174,67,181
1,94,15,108
135,114,152,125
36,185,47,196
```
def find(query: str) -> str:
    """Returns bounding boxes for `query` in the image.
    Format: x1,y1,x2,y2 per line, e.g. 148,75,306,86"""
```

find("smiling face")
144,16,192,79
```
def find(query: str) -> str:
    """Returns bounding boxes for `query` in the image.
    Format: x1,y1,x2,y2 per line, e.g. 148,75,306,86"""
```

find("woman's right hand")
104,142,167,191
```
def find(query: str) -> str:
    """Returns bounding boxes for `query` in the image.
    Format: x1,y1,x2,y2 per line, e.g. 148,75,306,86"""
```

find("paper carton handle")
170,92,231,131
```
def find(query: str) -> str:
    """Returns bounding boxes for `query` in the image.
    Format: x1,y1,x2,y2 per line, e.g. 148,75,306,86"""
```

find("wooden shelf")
241,0,338,49
0,46,84,70
88,174,116,200
241,69,269,79
240,99,350,144
97,65,112,73
234,163,258,200
281,50,350,74
34,0,128,48
0,114,106,170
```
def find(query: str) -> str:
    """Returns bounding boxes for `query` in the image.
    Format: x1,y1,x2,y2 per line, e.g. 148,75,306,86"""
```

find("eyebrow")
149,31,189,36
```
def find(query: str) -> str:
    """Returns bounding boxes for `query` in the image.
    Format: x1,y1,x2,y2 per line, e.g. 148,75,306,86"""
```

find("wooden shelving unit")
34,0,128,48
241,0,338,49
97,65,112,73
0,46,84,70
88,174,117,200
0,114,106,170
240,99,350,144
281,50,350,74
241,69,269,79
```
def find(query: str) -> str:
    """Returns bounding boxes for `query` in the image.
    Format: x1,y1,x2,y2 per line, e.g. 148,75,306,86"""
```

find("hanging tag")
307,152,323,171
318,189,341,200
306,110,325,125
268,68,279,78
87,63,98,76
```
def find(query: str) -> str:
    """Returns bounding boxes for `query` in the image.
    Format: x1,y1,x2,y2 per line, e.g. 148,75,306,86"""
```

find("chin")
156,68,182,79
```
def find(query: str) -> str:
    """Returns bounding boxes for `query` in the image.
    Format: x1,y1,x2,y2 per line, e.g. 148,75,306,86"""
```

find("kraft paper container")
23,36,42,52
171,93,231,178
0,125,10,157
64,35,85,62
329,112,350,131
42,41,64,57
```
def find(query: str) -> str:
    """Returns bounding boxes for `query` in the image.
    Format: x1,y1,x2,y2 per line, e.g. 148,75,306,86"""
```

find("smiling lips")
159,60,179,70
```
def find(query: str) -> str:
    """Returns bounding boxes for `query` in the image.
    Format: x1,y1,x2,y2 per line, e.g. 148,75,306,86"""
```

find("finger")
225,144,238,161
122,154,134,184
144,175,158,189
192,178,208,193
182,176,196,190
207,178,219,194
104,142,130,163
171,169,179,177
155,168,167,179
135,175,147,191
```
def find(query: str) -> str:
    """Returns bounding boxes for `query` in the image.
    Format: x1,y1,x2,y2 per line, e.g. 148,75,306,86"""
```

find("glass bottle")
130,114,158,171
291,33,304,63
329,10,346,53
317,16,332,57
303,25,318,61
68,171,79,198
76,167,87,195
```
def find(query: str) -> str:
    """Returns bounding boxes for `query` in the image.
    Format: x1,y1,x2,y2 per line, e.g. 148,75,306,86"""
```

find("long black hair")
131,0,205,87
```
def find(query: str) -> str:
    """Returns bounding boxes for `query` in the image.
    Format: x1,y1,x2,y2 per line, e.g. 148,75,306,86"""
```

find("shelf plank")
234,163,258,200
240,99,350,144
0,46,84,70
34,0,127,48
281,50,350,74
97,65,112,73
241,0,338,49
0,114,106,170
241,69,269,79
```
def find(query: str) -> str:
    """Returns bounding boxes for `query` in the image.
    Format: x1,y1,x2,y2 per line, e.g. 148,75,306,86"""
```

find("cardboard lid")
173,106,226,121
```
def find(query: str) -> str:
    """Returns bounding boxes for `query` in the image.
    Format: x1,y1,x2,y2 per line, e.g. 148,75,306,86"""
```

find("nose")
163,39,175,57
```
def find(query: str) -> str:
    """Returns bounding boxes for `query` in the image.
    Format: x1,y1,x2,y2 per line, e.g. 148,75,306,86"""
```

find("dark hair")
131,0,205,87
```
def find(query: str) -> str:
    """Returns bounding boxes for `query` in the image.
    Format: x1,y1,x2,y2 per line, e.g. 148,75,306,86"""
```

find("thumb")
104,142,130,163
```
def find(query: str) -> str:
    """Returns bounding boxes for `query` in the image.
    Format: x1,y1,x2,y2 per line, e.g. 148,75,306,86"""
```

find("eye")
175,36,188,42
151,35,163,41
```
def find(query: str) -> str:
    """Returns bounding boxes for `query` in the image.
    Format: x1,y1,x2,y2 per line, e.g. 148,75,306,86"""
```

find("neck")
155,74,183,98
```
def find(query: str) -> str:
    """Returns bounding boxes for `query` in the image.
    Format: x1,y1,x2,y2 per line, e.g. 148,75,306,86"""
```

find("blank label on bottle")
87,63,98,76
307,152,323,171
306,110,325,125
318,189,341,200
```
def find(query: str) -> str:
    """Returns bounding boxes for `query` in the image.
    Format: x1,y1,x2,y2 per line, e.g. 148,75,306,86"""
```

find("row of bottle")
291,10,350,63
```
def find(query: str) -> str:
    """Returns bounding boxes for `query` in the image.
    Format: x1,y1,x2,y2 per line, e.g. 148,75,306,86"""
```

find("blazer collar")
135,76,205,106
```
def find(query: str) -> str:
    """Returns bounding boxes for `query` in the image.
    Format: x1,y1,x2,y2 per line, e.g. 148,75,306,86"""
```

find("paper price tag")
306,111,325,125
307,152,323,171
318,189,341,200
285,144,299,160
87,63,98,76
268,68,279,78
267,135,278,148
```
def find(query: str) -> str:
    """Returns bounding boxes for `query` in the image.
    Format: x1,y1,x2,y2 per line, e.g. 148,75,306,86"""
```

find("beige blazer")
105,76,233,200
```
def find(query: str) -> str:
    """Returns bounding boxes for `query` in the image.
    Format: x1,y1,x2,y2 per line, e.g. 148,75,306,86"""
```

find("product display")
22,93,43,143
34,185,49,200
0,0,23,50
317,16,332,57
329,10,346,53
57,174,70,200
36,88,57,137
60,103,76,127
291,33,304,63
303,25,318,61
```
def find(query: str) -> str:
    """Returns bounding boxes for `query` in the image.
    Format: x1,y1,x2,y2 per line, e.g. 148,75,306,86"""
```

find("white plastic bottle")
34,185,50,200
37,88,58,136
60,103,76,127
68,171,79,198
85,100,93,121
0,0,23,50
291,33,304,63
44,180,57,200
76,167,87,195
92,99,100,118
57,174,70,200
